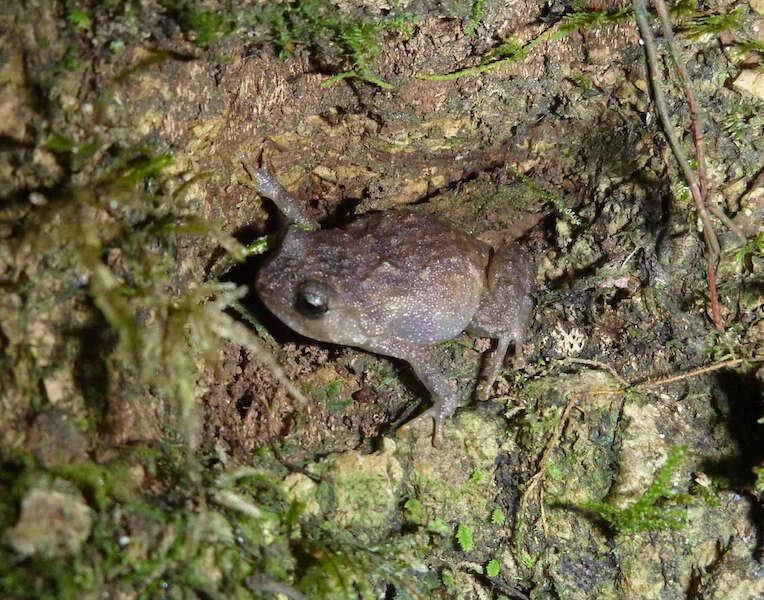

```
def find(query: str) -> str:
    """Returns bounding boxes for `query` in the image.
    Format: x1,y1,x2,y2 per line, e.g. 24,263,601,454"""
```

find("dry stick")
632,0,723,330
515,389,582,551
558,358,629,387
652,0,708,196
582,355,763,399
651,0,745,321
707,261,723,330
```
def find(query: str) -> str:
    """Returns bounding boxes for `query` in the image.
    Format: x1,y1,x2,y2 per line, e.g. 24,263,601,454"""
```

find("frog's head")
255,226,368,347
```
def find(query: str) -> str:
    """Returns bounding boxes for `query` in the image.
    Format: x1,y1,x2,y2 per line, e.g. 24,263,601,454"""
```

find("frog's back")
342,211,488,279
326,211,489,345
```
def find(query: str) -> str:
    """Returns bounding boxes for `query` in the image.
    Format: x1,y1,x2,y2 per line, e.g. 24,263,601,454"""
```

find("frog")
248,162,534,444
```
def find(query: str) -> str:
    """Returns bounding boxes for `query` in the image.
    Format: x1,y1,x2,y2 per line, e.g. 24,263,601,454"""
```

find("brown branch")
707,259,723,331
632,0,723,330
652,0,708,196
581,356,763,399
632,0,718,255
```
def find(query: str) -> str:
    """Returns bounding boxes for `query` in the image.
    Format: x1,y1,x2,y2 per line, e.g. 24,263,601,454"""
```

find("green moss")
682,6,745,39
59,47,82,70
441,567,455,590
66,9,91,30
428,517,450,536
404,497,424,525
420,4,631,81
465,0,486,36
486,558,500,577
292,520,427,599
734,232,764,263
580,446,691,534
160,0,232,46
469,469,485,483
53,461,133,511
241,0,417,88
754,464,764,493
567,72,594,90
0,443,428,599
506,164,582,226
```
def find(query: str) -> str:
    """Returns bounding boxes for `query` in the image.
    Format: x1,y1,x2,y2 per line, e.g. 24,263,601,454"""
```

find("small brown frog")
250,164,534,443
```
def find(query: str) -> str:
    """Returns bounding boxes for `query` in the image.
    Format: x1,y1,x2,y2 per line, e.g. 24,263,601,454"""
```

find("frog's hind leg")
394,344,458,447
475,335,511,401
469,242,534,400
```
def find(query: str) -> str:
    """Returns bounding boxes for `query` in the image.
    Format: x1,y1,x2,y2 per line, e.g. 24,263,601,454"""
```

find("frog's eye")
296,280,330,319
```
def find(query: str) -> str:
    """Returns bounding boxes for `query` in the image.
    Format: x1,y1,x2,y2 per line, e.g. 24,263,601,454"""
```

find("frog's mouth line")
261,295,366,341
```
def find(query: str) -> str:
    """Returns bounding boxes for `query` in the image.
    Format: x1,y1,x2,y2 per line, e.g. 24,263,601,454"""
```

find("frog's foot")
398,395,458,447
397,407,444,447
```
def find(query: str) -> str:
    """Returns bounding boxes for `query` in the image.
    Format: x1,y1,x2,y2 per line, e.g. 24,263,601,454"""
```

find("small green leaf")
470,469,485,483
245,235,272,256
441,569,455,589
456,523,474,552
326,379,343,399
67,9,92,29
491,507,506,526
44,134,75,153
427,517,449,536
486,559,500,577
403,497,423,525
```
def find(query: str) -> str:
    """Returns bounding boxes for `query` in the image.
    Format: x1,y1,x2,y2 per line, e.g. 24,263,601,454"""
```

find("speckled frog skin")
252,165,534,442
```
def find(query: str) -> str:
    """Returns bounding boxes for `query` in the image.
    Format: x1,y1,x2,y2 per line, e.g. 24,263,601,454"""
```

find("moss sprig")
248,0,416,89
580,446,690,534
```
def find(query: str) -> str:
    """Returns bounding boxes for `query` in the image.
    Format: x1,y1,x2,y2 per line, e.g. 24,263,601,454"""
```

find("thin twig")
515,392,578,545
707,260,723,330
632,0,723,330
580,356,763,399
652,0,708,196
246,578,309,600
651,0,729,331
557,358,630,387
632,0,719,255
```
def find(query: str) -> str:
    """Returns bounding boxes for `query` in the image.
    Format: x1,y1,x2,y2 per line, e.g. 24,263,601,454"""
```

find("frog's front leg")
241,160,319,230
389,343,458,446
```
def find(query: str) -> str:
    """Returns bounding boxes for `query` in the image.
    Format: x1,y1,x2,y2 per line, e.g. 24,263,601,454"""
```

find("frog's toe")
397,407,444,447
